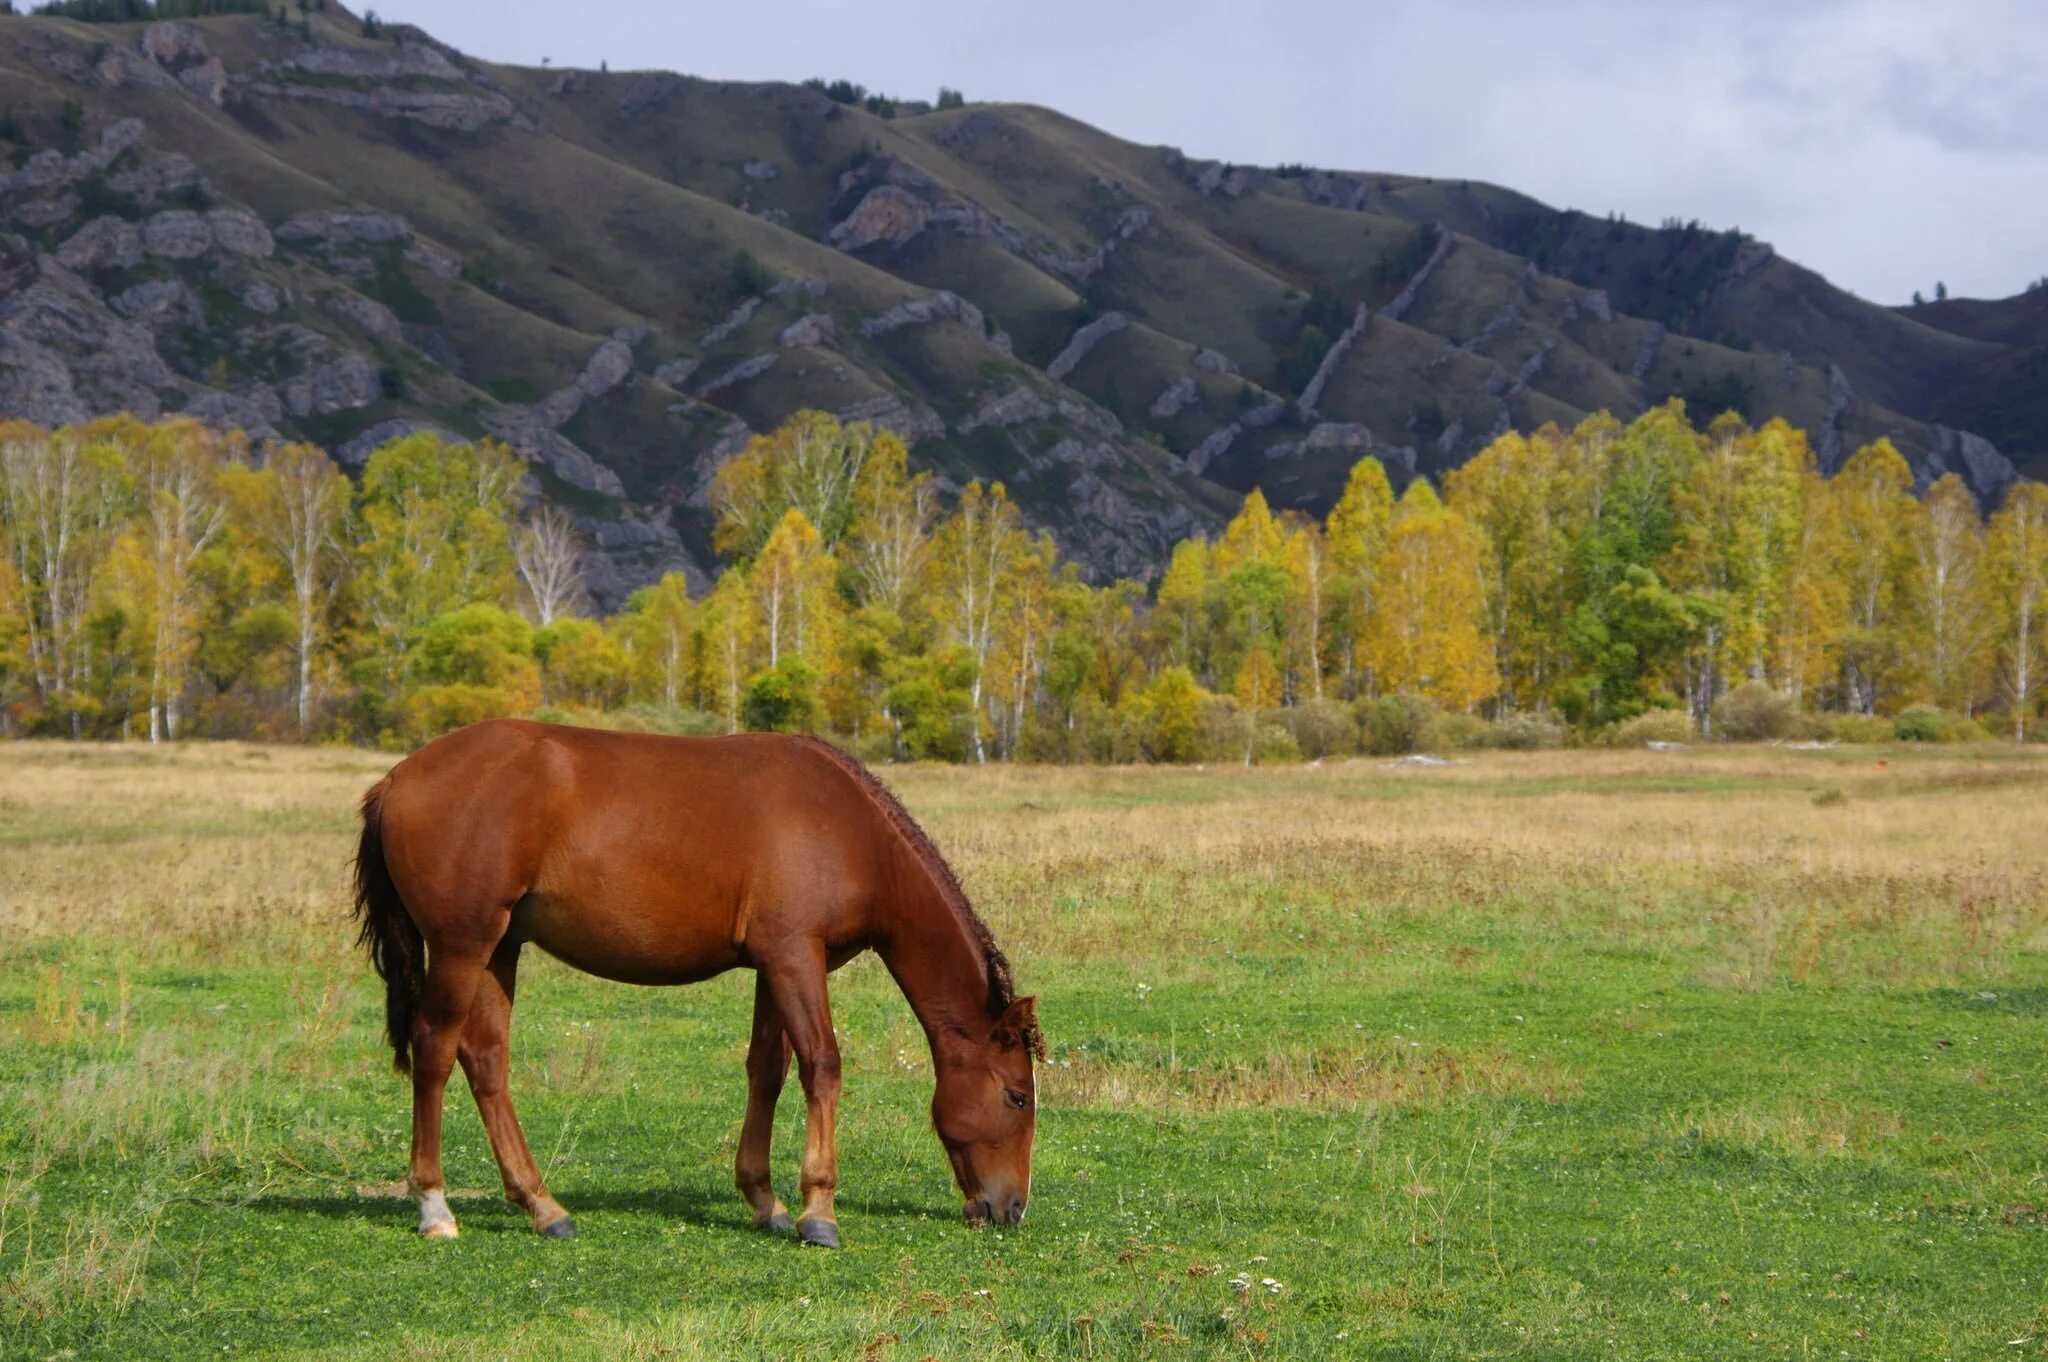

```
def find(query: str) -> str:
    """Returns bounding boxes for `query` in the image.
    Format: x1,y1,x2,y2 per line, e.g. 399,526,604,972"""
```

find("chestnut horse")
352,718,1040,1247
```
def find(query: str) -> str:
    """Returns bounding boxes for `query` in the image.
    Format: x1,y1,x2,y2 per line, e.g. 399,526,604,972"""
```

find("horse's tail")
353,778,422,1076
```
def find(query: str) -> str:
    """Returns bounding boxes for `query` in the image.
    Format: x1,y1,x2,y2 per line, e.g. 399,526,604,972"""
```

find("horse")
350,718,1041,1247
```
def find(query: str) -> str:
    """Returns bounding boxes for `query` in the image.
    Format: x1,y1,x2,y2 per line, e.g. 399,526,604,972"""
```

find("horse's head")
931,995,1041,1227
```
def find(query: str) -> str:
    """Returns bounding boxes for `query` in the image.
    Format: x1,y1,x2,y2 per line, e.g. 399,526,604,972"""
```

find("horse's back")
373,721,892,983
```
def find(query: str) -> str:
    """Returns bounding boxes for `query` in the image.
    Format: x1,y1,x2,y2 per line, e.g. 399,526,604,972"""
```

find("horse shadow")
244,1184,941,1233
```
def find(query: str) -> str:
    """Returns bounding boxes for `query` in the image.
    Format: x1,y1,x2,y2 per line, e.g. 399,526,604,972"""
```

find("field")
2,742,2046,1359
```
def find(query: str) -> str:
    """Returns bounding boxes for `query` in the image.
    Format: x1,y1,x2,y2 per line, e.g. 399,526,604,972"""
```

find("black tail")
353,779,422,1076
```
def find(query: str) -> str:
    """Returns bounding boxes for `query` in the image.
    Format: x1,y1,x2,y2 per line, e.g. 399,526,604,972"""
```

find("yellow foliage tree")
1361,481,1498,711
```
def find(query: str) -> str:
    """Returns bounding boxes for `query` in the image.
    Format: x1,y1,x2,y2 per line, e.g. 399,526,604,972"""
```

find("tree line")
1,404,2044,758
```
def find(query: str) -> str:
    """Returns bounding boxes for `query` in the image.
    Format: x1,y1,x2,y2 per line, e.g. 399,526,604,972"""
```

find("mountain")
1,7,2039,603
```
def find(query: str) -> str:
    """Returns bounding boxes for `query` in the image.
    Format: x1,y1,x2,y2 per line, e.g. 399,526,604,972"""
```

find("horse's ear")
993,995,1039,1052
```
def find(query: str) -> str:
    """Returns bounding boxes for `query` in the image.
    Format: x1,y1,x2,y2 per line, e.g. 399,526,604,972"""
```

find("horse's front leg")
760,947,843,1248
736,972,794,1233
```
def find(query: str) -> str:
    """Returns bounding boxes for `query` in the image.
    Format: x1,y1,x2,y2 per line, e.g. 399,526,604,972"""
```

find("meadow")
1,740,2045,1359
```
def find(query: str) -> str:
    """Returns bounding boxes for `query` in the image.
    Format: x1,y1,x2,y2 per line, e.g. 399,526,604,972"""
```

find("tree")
130,420,232,739
228,442,348,734
926,481,1028,763
1831,440,1917,714
1361,481,1498,711
1325,456,1393,696
515,503,588,625
713,412,893,561
353,433,522,708
1984,482,2048,740
751,508,835,667
844,432,934,611
1909,475,1991,713
0,422,133,735
620,572,693,709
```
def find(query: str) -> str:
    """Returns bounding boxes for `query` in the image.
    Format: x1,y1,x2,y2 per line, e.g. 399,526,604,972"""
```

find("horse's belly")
511,888,742,986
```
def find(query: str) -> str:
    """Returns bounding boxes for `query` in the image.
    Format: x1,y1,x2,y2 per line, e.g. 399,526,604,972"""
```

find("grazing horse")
351,719,1041,1247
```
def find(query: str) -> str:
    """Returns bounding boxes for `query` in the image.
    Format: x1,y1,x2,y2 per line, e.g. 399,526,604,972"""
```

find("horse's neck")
877,855,991,1059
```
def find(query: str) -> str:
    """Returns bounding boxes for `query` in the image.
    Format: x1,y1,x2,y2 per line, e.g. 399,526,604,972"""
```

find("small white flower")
972,1288,991,1298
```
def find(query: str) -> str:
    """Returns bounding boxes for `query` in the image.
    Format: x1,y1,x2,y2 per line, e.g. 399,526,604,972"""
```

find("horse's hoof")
797,1219,840,1249
761,1212,795,1234
539,1216,577,1238
420,1221,459,1241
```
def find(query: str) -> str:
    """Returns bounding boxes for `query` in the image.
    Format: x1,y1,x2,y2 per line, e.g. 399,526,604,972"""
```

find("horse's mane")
802,739,1033,1043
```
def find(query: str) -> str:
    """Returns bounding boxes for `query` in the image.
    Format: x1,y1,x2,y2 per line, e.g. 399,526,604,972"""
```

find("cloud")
382,0,2048,302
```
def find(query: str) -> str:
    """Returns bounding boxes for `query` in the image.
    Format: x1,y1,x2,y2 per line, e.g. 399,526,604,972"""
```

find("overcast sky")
383,0,2047,305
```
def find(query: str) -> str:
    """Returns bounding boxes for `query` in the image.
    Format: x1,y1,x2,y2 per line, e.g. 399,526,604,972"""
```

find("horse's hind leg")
736,973,794,1233
408,945,489,1239
460,942,574,1237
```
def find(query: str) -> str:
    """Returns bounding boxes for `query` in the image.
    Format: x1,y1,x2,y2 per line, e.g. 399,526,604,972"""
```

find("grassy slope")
2,743,2045,1359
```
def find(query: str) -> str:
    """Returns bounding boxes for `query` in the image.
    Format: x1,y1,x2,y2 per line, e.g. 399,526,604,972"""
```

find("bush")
1420,711,1488,752
1946,716,1992,743
1251,716,1304,765
1607,709,1693,746
1356,693,1439,756
1196,696,1251,765
1283,696,1357,760
1712,681,1800,742
1892,704,1948,742
742,657,822,733
1822,713,1895,744
1473,710,1565,750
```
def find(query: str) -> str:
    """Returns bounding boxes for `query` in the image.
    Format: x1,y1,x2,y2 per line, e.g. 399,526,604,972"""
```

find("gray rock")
140,210,212,259
1929,425,2019,507
1377,228,1453,322
12,195,80,232
110,278,196,325
239,282,282,315
276,208,413,245
177,59,229,106
699,296,760,348
698,351,778,396
1046,311,1128,382
1148,375,1199,421
742,160,779,181
206,208,274,258
1628,323,1665,381
278,352,380,418
829,185,930,252
56,217,144,274
775,313,836,349
108,154,200,205
834,394,945,445
859,290,989,341
405,238,460,279
1299,304,1372,413
652,356,702,389
327,290,401,341
1185,422,1239,476
1301,422,1374,454
1192,347,1239,375
139,21,208,67
334,418,450,468
575,336,635,399
957,383,1053,434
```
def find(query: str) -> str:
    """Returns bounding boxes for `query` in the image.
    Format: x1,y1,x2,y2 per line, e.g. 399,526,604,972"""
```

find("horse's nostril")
1007,1197,1026,1224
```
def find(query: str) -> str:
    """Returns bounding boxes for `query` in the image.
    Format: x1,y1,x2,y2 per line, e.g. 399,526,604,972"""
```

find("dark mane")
802,738,1022,1021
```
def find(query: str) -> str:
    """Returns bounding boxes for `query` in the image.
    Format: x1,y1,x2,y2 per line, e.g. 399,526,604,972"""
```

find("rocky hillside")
0,8,2038,602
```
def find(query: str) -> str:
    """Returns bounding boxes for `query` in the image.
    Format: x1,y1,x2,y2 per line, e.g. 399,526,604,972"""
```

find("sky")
380,0,2048,305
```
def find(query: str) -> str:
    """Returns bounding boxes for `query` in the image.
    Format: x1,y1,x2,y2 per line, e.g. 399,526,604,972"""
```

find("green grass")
2,744,2046,1358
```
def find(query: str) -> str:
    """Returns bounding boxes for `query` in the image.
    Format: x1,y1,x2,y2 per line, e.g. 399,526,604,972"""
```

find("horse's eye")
1006,1088,1030,1109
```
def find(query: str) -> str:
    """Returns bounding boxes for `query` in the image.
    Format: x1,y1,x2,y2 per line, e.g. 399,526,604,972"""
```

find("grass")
1,740,2046,1358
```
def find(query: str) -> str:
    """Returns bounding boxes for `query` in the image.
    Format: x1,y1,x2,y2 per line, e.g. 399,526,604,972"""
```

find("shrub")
1821,713,1895,743
1420,712,1488,752
1251,716,1304,765
742,657,822,733
1712,681,1800,741
1356,693,1438,756
1196,696,1251,765
403,682,532,743
1474,710,1565,750
1892,704,1948,742
1284,697,1357,760
1946,716,1992,743
1607,709,1693,746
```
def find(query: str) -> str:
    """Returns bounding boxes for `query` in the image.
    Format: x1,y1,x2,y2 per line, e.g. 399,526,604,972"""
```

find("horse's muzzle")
966,1194,1027,1227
